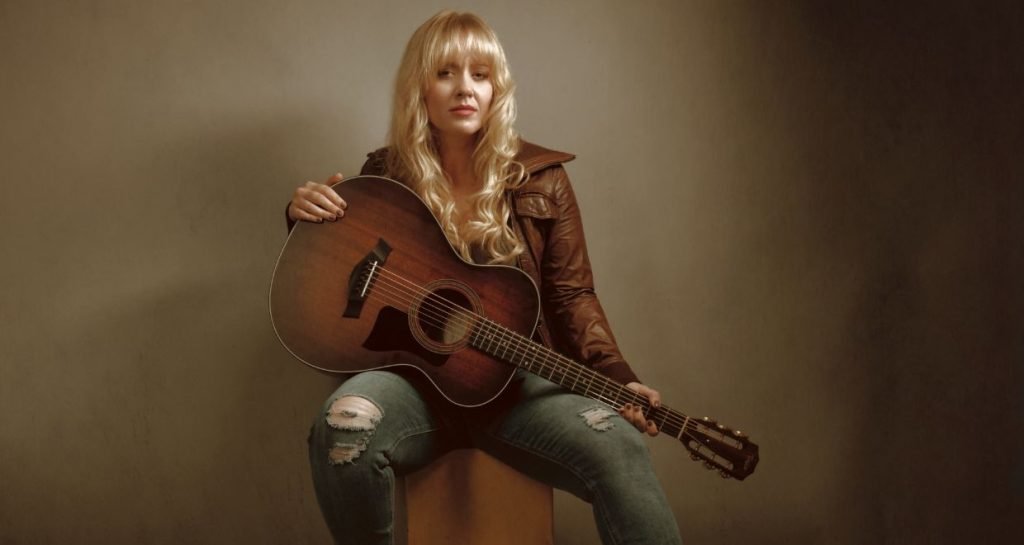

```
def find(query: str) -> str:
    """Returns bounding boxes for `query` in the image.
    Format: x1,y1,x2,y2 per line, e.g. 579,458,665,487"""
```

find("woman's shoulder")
516,140,575,176
514,140,577,200
359,147,391,177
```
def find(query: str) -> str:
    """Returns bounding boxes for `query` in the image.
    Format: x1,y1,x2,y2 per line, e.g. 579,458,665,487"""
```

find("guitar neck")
468,316,691,440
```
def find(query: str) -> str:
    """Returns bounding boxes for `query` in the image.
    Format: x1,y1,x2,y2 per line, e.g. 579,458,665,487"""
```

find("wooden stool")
399,449,554,545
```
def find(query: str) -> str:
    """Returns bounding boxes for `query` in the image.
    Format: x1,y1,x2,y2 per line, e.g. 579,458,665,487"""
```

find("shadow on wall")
26,110,362,542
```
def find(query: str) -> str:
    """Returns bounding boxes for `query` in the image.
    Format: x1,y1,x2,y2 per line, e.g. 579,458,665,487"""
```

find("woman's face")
424,56,493,140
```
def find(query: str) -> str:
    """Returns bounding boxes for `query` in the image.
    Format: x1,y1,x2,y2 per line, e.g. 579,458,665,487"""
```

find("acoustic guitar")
270,175,759,480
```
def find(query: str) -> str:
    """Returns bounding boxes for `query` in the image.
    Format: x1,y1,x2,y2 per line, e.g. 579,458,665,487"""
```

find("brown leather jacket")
356,140,640,385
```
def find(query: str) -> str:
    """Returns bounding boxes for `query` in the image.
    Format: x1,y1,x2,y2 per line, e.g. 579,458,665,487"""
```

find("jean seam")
388,425,439,454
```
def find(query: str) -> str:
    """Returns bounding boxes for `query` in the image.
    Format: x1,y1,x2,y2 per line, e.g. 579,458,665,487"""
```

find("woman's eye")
473,71,489,80
437,69,453,77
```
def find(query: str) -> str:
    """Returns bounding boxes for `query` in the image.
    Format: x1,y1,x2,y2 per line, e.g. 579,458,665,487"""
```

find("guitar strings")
367,267,703,430
358,265,726,443
369,268,643,405
367,266,704,433
364,270,717,446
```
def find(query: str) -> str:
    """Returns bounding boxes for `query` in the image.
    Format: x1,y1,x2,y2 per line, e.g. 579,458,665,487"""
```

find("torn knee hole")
579,406,616,431
328,442,365,465
326,395,383,431
325,396,382,465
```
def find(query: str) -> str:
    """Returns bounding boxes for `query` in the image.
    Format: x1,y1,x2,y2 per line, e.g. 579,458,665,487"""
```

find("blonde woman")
288,11,682,544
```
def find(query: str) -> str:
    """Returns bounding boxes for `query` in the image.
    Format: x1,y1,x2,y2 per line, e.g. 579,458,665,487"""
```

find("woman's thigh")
473,373,653,500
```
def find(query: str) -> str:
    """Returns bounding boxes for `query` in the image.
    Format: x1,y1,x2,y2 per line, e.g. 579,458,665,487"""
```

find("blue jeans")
308,369,682,545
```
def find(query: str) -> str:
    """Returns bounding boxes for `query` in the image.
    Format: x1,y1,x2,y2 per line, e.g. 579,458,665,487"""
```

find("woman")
287,11,682,545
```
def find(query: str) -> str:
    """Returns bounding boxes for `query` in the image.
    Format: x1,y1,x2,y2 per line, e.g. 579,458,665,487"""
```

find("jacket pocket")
514,192,558,220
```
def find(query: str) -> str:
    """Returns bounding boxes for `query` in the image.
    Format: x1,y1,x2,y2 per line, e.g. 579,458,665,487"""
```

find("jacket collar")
516,140,575,174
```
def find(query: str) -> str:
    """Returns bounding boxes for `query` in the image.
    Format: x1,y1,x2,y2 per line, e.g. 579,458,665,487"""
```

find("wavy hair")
387,11,526,264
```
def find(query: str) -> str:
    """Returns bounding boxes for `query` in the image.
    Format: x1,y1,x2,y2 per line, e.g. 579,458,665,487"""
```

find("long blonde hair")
387,11,526,264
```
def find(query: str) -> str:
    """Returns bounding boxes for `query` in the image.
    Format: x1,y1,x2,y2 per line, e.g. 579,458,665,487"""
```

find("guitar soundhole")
408,279,481,354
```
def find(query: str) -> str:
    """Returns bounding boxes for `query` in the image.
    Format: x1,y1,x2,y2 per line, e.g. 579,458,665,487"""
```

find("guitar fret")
483,323,503,362
609,386,621,407
510,336,523,364
498,329,511,361
485,324,497,353
482,328,492,352
527,345,539,373
469,321,481,348
554,363,569,387
554,362,567,384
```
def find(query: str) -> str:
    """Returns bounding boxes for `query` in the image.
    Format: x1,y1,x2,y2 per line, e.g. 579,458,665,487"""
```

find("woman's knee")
570,409,655,478
310,371,437,468
318,393,386,465
310,373,398,464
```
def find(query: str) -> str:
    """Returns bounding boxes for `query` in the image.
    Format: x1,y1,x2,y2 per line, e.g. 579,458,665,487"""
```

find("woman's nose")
455,74,474,97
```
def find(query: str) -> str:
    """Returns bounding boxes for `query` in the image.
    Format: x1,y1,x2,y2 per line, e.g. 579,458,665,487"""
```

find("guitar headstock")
680,416,759,480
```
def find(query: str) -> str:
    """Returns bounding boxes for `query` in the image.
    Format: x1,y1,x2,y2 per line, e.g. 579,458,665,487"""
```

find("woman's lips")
450,105,477,116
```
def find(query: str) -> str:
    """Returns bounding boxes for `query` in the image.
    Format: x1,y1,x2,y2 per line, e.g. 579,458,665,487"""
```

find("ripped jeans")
308,369,682,545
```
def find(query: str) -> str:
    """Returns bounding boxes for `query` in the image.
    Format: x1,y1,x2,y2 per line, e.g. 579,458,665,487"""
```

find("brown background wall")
1,1,1021,543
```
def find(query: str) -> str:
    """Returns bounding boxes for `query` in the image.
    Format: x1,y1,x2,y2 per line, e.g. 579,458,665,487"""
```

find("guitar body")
270,176,539,407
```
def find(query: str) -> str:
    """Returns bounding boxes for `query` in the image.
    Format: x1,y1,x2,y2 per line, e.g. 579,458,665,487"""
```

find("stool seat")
401,449,554,545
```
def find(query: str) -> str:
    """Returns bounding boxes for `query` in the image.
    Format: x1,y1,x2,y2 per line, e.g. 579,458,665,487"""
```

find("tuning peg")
703,461,715,471
719,471,732,479
717,423,726,430
733,429,746,438
690,453,701,461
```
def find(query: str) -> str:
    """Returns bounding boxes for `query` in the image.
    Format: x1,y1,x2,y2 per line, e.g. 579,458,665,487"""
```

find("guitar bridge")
343,238,391,318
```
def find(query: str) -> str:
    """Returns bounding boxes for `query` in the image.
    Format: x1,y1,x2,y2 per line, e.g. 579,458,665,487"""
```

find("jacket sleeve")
539,166,640,385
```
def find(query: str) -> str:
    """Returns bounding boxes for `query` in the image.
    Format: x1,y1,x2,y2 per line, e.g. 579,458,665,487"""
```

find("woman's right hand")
287,173,348,223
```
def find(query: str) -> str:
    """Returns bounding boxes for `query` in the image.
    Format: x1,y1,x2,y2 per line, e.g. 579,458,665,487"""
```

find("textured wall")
1,1,1020,544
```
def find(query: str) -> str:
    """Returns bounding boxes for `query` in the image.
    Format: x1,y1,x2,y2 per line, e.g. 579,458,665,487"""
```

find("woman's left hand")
619,382,661,436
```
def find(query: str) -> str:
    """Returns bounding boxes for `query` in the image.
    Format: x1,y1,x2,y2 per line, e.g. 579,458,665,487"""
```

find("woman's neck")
437,133,480,193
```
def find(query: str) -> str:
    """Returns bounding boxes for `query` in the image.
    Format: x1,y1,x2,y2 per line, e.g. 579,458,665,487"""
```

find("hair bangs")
424,16,503,75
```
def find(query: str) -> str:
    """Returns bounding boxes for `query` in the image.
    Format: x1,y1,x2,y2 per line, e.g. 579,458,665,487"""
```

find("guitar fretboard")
467,315,696,441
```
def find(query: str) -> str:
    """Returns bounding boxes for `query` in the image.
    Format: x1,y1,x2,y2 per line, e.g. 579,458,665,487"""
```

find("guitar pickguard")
362,306,449,367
